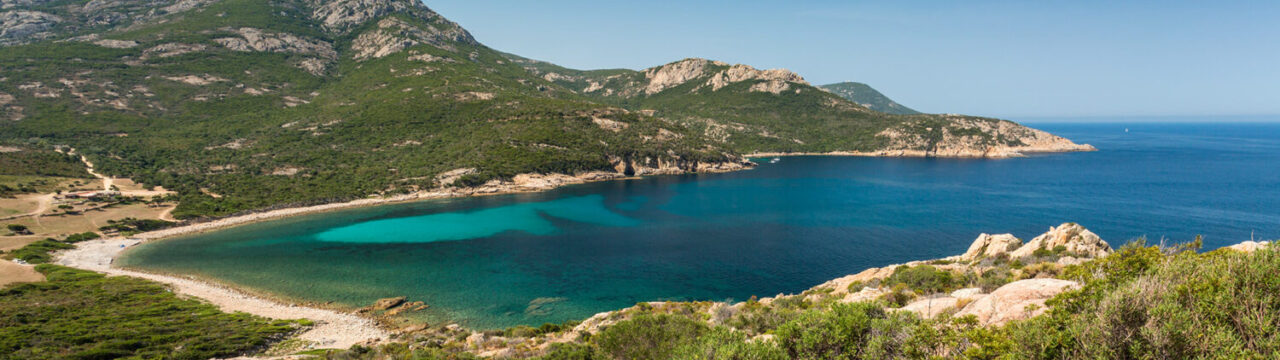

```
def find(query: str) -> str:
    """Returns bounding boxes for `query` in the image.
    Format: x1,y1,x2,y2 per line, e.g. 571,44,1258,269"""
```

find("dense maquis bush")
1007,243,1280,359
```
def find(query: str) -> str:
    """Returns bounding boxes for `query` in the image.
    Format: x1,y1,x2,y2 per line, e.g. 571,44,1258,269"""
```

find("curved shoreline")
50,167,747,348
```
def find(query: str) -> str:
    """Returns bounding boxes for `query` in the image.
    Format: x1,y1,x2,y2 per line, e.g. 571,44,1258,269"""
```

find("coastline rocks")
959,233,1022,261
954,223,1112,262
369,296,406,311
1227,241,1270,253
874,118,1096,159
1009,223,1111,258
955,278,1079,325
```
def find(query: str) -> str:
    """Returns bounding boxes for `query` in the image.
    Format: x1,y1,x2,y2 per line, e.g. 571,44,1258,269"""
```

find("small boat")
770,158,781,164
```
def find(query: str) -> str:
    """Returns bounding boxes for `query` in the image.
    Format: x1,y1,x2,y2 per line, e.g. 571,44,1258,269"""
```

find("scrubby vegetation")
0,265,303,359
316,242,1277,360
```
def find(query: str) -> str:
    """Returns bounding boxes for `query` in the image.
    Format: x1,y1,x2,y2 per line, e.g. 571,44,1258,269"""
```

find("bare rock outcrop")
896,296,960,319
92,38,136,48
215,27,336,59
1009,223,1111,258
1227,241,1270,253
955,278,1078,325
350,16,473,59
958,233,1022,261
641,58,808,95
142,43,207,59
0,10,60,45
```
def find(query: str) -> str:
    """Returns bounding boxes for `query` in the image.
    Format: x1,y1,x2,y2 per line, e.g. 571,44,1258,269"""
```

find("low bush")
883,265,959,294
593,314,708,360
0,265,301,359
4,239,73,264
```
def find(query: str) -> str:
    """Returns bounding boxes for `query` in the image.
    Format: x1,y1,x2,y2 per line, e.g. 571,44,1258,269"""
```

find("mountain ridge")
818,81,920,115
0,0,1092,218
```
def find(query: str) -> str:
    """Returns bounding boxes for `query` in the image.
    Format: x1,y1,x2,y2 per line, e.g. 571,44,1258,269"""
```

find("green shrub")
773,302,920,360
62,232,100,243
883,265,959,294
593,314,707,360
4,239,74,263
671,326,786,360
1007,243,1280,358
536,343,603,360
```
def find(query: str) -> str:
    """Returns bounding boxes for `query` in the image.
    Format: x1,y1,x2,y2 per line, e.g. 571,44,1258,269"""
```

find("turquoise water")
119,122,1280,329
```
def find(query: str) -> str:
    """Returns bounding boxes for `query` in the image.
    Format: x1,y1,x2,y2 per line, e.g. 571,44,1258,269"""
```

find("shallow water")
119,122,1280,329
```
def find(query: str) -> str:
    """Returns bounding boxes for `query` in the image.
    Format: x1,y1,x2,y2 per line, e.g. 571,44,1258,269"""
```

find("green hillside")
0,0,734,218
818,81,921,115
0,0,1088,218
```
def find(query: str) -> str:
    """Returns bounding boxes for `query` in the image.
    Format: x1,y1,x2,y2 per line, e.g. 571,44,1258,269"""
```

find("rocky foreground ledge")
454,223,1267,358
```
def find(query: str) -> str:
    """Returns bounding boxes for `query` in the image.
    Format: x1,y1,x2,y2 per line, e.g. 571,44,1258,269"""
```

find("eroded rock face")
0,10,60,45
959,233,1022,261
214,27,336,59
1010,223,1111,258
955,278,1079,325
350,16,474,60
641,58,808,95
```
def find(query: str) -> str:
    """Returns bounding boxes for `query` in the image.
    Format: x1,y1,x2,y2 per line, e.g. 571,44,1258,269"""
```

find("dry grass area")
2,203,174,250
0,261,42,286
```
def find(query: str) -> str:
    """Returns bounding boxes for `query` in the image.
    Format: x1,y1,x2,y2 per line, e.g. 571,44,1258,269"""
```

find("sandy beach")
45,170,713,348
56,238,390,349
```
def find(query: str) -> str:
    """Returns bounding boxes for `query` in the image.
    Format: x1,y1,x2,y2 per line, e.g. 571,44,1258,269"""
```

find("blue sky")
426,1,1279,118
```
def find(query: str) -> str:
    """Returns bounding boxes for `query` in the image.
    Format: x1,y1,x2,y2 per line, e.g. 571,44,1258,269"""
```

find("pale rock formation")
349,16,474,60
142,43,207,59
92,38,136,48
840,286,886,303
433,168,476,187
950,288,984,299
591,116,628,132
896,296,960,319
215,27,336,59
163,74,227,86
955,278,1079,325
959,233,1023,261
643,58,715,94
1010,223,1111,258
297,57,328,76
1227,241,1270,253
0,10,60,45
641,58,808,95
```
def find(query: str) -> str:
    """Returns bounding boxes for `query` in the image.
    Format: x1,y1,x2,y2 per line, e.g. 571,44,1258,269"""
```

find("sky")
424,1,1279,119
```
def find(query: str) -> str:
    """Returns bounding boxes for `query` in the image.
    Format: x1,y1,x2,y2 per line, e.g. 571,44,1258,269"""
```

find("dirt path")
55,239,390,349
157,206,178,222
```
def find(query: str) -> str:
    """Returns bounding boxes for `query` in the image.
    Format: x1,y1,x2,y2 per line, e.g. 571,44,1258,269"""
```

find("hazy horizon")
426,1,1279,119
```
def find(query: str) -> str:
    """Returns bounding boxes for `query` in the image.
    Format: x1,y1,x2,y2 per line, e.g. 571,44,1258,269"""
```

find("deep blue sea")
119,122,1280,329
